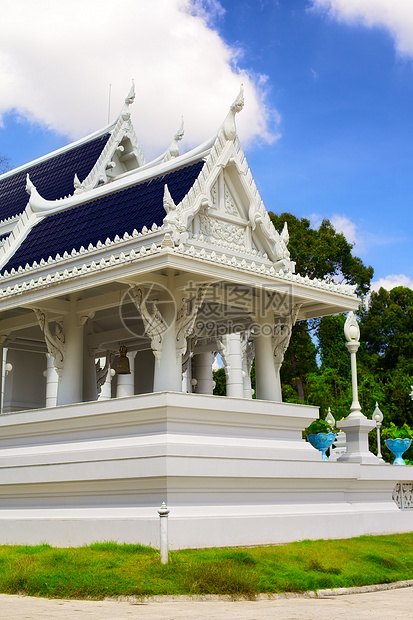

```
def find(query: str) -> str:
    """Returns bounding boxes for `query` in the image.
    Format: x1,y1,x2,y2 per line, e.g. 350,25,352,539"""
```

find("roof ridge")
0,121,117,183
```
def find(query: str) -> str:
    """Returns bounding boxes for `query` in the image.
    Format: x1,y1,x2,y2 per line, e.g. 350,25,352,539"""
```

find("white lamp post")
372,402,384,462
337,312,380,464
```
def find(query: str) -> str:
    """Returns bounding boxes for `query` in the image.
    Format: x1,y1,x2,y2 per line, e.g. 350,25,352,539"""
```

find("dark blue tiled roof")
0,134,110,222
3,160,204,273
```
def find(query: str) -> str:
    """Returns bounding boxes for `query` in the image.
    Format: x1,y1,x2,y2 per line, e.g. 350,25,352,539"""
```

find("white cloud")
371,274,413,292
312,0,413,58
0,0,278,160
330,214,359,245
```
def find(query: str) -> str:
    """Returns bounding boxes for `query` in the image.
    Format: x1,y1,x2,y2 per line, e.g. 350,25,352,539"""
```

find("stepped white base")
0,392,412,548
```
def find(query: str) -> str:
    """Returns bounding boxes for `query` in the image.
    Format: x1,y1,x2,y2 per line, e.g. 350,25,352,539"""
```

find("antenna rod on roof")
107,84,112,124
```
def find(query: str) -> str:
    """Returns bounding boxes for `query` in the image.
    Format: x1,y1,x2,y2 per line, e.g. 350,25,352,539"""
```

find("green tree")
269,213,374,403
0,155,11,174
358,286,413,426
213,367,226,396
269,213,373,297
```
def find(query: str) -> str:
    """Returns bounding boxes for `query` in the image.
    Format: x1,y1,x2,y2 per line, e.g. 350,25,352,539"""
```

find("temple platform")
0,392,412,548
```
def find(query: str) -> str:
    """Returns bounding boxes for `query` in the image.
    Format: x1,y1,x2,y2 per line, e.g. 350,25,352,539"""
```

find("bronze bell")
116,344,131,375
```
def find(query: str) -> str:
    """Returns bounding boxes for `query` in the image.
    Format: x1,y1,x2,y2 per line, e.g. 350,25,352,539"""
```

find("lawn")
0,534,412,600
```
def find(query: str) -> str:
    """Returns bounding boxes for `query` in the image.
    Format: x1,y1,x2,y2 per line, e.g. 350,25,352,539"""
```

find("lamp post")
337,312,379,464
372,402,384,462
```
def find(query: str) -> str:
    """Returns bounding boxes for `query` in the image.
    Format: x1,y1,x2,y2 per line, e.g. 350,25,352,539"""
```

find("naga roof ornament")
222,85,244,141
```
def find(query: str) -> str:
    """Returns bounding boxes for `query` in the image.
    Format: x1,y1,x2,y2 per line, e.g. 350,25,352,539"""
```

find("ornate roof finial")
121,79,136,120
223,84,244,141
163,184,176,214
174,117,185,143
25,173,36,196
125,79,135,106
163,118,185,161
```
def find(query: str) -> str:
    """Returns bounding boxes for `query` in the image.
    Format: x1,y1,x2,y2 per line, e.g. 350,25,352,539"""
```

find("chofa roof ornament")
163,118,185,162
222,85,244,141
121,79,136,120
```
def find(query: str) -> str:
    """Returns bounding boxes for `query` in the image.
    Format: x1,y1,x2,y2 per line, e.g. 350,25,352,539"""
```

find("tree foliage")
269,212,373,297
269,212,373,406
0,155,11,174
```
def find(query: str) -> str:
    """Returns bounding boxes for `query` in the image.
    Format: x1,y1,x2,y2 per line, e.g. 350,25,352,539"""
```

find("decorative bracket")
176,284,210,358
96,351,115,396
272,304,302,369
241,331,255,375
34,309,65,376
78,310,95,327
130,286,169,365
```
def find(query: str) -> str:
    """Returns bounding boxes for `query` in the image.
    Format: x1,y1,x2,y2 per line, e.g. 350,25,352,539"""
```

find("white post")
98,357,114,400
0,347,8,414
224,333,244,398
83,351,98,402
57,308,83,406
254,328,281,401
158,501,170,564
116,352,135,397
153,301,182,392
45,353,58,408
337,312,379,464
372,402,384,462
192,351,214,395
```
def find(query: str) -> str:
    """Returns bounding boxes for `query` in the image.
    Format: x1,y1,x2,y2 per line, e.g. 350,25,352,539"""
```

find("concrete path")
1,587,412,620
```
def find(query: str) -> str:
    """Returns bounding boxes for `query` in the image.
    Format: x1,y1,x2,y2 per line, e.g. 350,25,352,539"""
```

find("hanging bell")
116,344,131,375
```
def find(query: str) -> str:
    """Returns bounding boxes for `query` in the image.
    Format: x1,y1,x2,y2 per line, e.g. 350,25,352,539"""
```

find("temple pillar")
131,282,208,394
223,333,244,398
241,334,254,399
98,356,113,400
0,346,8,413
192,351,214,395
153,301,182,392
57,311,83,406
254,327,281,401
45,353,58,408
116,352,135,397
83,351,98,402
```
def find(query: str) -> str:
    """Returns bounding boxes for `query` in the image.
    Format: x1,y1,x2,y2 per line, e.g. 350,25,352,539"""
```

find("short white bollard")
158,501,170,564
372,402,384,462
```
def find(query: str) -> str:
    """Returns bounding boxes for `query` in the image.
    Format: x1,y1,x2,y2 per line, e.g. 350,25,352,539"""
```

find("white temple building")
0,85,411,548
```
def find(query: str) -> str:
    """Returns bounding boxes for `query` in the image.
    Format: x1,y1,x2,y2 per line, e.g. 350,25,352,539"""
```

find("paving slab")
1,587,413,620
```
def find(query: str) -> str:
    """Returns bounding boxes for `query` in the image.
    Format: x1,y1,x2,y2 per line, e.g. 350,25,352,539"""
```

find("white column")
116,352,135,397
153,302,182,393
98,357,113,400
254,329,281,401
45,353,58,408
0,347,7,413
224,333,244,398
57,310,83,406
83,351,98,402
192,351,214,395
242,358,253,399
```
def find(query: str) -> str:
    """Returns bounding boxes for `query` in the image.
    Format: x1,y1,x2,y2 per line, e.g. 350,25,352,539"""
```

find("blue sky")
1,0,412,290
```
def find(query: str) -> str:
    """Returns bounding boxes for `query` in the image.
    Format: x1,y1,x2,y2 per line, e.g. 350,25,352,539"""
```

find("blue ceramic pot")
307,432,336,461
385,438,412,465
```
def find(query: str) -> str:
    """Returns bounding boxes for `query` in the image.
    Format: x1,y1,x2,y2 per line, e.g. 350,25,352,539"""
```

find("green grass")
0,534,413,600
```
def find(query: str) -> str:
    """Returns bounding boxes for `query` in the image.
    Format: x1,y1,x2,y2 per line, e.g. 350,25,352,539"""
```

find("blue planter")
307,432,336,461
385,438,412,465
